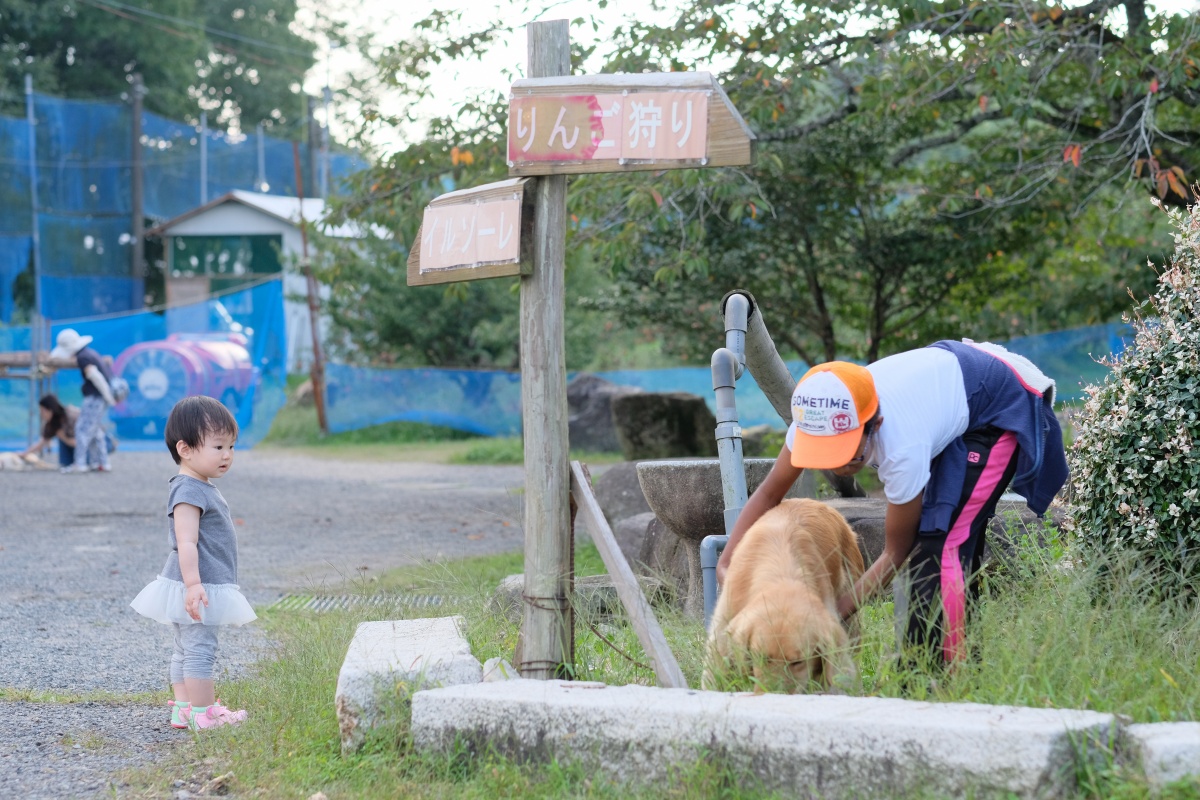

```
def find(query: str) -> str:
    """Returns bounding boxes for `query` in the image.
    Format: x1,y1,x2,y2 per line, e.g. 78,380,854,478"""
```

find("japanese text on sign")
419,196,521,273
509,91,709,165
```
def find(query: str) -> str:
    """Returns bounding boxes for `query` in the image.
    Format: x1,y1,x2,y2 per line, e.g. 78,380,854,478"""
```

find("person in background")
50,328,115,473
18,394,117,471
20,394,79,470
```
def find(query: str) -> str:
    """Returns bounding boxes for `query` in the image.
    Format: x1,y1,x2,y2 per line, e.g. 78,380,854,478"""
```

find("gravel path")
0,449,526,798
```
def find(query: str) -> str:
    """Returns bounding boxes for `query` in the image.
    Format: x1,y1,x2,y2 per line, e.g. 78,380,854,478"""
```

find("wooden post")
130,73,145,310
518,18,573,680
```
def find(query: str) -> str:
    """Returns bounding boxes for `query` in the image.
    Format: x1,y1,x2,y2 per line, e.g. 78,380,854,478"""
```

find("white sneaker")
63,465,90,473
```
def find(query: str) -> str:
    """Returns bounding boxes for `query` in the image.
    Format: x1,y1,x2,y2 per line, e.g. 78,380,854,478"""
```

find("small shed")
146,190,361,372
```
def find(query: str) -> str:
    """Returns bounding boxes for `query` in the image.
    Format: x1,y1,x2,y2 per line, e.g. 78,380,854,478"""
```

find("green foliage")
0,0,317,131
329,0,1196,367
1065,199,1200,590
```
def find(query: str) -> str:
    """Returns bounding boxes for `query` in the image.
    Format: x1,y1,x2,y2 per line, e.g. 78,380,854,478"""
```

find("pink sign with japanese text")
509,91,708,165
419,197,522,272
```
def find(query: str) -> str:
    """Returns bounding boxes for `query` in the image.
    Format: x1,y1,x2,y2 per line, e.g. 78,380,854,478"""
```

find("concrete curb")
335,616,481,754
411,680,1116,799
1123,722,1200,790
338,616,1200,795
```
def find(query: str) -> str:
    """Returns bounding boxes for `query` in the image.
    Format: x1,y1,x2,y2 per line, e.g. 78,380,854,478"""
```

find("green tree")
326,0,1198,365
0,0,317,131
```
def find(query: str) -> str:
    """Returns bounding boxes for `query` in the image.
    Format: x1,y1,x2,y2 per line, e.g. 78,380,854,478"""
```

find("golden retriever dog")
703,498,864,693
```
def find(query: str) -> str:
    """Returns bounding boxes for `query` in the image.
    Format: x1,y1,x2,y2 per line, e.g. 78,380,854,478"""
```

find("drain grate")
267,593,444,612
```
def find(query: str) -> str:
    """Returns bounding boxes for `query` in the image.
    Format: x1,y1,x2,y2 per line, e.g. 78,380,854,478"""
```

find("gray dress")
130,474,256,626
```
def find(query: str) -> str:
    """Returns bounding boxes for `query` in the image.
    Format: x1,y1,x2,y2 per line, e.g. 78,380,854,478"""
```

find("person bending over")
716,340,1069,664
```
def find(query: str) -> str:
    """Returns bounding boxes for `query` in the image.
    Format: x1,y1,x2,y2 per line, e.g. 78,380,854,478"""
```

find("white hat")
50,329,94,359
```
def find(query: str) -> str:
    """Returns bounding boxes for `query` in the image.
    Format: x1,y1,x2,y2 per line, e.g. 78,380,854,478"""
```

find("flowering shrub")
1064,198,1200,587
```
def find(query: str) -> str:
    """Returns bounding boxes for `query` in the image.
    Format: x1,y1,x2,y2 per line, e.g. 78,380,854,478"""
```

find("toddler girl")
131,395,255,729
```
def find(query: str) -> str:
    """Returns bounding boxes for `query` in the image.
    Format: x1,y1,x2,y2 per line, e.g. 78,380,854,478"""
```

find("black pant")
903,426,1020,663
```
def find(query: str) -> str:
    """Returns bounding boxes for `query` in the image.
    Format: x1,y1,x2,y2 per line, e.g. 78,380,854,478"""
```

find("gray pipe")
722,290,794,425
711,347,747,537
722,289,865,498
700,534,727,627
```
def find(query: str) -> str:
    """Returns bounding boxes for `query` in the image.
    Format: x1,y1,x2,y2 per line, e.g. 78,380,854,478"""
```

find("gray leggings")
170,623,219,683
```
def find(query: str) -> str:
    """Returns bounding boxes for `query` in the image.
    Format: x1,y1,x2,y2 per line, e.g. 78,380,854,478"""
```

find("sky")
298,0,1200,154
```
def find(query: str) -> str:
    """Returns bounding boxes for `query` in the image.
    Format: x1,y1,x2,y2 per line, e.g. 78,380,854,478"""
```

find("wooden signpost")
406,20,753,684
507,72,754,175
406,178,535,286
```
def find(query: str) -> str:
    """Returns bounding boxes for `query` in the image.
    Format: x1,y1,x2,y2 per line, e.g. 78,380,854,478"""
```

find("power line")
73,0,315,59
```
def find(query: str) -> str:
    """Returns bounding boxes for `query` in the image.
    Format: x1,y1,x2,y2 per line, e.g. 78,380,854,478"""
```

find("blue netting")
325,363,524,436
0,91,368,322
991,323,1134,403
323,325,1134,439
0,235,30,323
0,278,286,450
0,116,32,235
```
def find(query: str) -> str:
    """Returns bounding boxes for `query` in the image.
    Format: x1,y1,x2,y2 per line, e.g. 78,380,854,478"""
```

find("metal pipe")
199,111,208,205
25,75,44,445
700,534,728,627
711,347,747,536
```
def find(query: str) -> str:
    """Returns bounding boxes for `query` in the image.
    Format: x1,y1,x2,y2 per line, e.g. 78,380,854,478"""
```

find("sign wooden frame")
406,177,536,286
507,72,754,176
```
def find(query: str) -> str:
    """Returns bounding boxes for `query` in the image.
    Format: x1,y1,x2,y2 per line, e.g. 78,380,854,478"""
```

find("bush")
1064,197,1200,590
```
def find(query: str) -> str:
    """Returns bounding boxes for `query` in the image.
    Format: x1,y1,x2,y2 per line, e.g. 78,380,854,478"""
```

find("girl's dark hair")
164,395,239,464
39,394,67,439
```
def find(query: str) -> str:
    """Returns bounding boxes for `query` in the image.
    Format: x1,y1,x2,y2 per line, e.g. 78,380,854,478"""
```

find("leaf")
1166,172,1188,200
1170,165,1186,180
1156,173,1169,199
1071,146,1081,168
978,94,988,113
1134,159,1145,178
650,188,663,208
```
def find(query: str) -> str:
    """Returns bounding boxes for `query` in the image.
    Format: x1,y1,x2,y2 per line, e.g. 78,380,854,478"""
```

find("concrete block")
411,681,1116,798
1125,722,1200,789
336,616,481,754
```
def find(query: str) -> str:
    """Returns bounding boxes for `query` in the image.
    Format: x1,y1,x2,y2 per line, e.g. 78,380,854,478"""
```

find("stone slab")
1125,722,1200,789
411,680,1116,799
336,616,481,754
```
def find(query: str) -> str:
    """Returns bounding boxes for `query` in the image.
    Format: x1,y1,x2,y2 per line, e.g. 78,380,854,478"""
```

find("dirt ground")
0,448,527,798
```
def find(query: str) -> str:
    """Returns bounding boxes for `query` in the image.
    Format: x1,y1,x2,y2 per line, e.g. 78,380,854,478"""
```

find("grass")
112,524,1200,799
259,401,624,466
123,393,1198,795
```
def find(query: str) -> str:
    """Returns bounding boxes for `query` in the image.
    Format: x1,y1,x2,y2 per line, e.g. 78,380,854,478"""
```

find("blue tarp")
0,279,286,451
322,324,1133,438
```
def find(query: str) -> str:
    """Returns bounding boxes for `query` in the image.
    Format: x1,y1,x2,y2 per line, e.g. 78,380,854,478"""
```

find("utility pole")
130,73,145,310
199,111,208,205
291,141,330,436
306,96,319,198
25,74,46,445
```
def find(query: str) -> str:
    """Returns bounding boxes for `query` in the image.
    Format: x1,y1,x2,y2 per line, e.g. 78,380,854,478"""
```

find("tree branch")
759,102,856,142
890,109,1005,167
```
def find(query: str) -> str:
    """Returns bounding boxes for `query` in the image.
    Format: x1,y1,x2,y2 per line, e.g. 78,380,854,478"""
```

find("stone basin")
636,458,816,617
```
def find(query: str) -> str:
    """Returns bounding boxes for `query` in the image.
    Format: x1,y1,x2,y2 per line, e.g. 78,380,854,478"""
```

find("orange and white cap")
789,362,878,470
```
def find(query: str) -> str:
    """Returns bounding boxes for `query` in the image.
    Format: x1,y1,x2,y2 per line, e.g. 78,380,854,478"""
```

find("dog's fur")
0,452,54,471
703,498,865,693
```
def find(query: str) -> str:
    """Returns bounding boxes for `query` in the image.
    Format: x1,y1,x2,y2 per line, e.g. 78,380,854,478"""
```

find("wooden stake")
518,18,573,680
570,462,688,688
